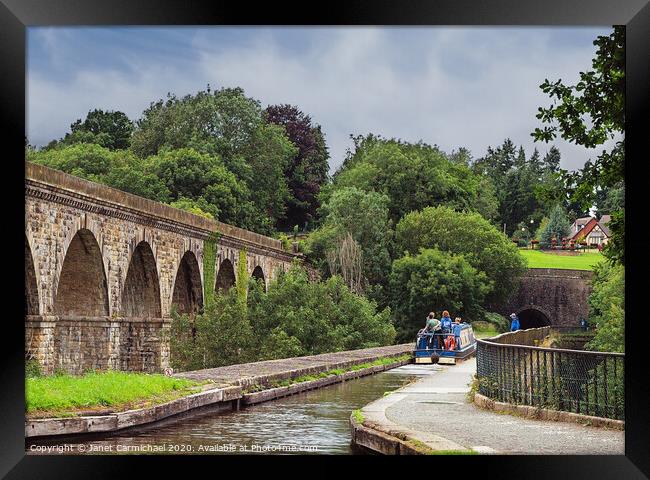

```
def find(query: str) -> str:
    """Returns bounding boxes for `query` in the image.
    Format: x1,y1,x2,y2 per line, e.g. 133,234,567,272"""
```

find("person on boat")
453,317,463,350
424,312,441,348
440,311,453,333
439,311,453,350
510,313,520,331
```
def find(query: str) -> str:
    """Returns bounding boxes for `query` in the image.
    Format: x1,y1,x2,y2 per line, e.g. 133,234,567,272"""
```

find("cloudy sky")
27,26,613,173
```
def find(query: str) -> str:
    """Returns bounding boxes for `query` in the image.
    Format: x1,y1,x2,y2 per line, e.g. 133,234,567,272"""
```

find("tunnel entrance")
517,308,551,330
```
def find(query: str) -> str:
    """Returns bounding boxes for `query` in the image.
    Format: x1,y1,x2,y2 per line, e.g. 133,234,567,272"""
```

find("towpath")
360,359,624,454
175,344,412,387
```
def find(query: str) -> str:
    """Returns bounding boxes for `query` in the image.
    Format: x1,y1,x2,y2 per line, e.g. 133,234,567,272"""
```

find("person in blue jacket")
453,317,463,350
440,310,453,333
510,313,520,331
440,310,453,349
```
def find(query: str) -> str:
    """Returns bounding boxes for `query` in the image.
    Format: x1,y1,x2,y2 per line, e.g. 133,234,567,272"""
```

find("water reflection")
28,365,429,455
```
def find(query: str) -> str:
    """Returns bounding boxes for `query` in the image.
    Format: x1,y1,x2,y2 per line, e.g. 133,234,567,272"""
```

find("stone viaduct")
25,162,299,374
496,268,593,329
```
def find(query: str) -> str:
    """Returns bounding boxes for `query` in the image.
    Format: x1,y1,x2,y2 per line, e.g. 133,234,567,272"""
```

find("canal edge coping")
473,392,625,430
241,358,412,406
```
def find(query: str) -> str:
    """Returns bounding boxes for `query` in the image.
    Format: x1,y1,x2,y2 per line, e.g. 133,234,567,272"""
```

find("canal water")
27,364,435,455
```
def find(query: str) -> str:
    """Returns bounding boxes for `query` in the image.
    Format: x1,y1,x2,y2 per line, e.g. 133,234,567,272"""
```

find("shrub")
586,262,624,353
25,359,43,378
389,248,491,341
482,312,510,333
171,264,396,369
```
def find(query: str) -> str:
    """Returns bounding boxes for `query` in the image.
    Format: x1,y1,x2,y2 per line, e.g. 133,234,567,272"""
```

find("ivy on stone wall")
236,249,250,304
202,231,222,308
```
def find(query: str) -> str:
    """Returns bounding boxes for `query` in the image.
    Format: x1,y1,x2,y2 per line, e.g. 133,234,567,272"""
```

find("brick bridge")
496,268,593,329
25,162,299,374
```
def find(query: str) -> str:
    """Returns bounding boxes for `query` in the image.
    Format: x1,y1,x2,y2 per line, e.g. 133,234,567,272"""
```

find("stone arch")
25,236,39,315
516,305,552,330
54,229,109,316
251,265,266,292
215,258,236,293
122,241,162,318
171,251,204,314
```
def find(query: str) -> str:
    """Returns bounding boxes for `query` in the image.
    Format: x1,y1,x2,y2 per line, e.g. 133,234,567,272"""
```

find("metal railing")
476,328,624,420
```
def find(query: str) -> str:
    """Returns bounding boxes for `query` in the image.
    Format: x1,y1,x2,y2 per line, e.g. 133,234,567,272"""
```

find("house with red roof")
570,215,611,246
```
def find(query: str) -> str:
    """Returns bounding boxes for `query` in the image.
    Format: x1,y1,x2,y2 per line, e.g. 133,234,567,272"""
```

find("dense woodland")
27,28,624,365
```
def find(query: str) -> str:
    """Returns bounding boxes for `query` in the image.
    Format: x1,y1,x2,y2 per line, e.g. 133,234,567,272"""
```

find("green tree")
539,205,571,249
595,181,624,216
310,187,393,286
395,206,527,305
131,88,296,232
534,216,549,242
542,146,561,173
332,135,491,224
586,262,624,353
146,148,256,227
248,265,395,356
47,109,134,151
103,156,171,202
28,143,117,182
170,290,255,371
239,122,295,228
389,248,491,341
532,26,624,264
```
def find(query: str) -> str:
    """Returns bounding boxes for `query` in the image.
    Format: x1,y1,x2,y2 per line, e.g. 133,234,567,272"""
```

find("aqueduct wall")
25,162,297,374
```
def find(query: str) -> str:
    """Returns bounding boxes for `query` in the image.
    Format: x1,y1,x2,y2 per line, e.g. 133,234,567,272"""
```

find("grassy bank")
519,249,602,270
26,371,204,418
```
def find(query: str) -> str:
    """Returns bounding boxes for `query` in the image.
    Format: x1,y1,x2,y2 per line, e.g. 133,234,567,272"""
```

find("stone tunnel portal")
517,308,552,330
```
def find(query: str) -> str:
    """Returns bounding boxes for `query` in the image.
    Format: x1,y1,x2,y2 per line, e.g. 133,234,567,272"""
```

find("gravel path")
383,359,624,454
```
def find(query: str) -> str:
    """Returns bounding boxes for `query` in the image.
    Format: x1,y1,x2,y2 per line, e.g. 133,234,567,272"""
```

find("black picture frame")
2,0,648,477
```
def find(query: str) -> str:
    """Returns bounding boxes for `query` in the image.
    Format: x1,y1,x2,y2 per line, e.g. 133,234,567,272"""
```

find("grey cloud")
28,27,612,173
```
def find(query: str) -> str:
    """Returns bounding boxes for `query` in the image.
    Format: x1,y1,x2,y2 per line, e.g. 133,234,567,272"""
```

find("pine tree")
539,205,571,249
542,146,561,173
529,147,542,178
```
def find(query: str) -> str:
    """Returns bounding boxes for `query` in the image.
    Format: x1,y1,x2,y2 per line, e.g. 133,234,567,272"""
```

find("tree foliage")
171,264,396,370
330,135,497,224
472,139,586,236
532,26,624,264
46,109,134,151
306,187,393,288
129,88,297,232
264,104,330,230
538,205,571,249
586,261,624,353
394,206,526,304
389,248,490,341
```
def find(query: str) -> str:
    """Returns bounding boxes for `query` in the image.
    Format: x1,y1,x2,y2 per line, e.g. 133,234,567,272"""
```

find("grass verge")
26,371,205,418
